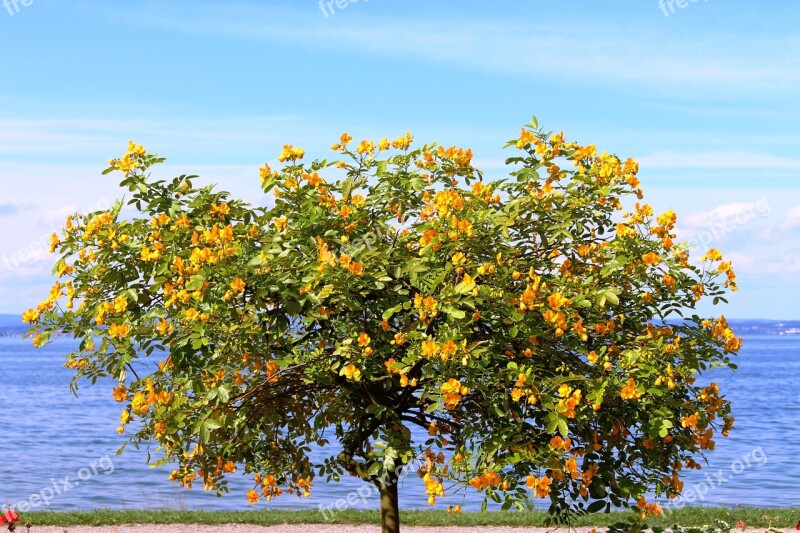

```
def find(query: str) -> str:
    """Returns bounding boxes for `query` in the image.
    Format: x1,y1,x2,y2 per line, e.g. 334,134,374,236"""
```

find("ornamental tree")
26,119,740,533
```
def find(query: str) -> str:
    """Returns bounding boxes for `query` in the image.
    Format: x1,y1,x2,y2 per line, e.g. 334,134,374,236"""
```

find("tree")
26,119,740,533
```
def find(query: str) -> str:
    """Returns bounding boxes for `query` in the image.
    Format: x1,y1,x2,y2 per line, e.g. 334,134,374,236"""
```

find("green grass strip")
20,507,799,528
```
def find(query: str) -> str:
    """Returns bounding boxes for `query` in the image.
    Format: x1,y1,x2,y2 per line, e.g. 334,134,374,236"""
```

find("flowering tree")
27,119,740,533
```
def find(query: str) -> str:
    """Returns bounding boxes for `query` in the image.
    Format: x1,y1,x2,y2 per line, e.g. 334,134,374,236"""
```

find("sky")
1,0,799,319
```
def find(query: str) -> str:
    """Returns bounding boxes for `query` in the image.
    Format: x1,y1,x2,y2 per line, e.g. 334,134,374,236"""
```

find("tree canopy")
26,119,740,532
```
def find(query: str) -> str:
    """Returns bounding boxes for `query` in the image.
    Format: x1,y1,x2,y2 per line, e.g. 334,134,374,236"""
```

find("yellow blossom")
620,378,642,400
342,364,361,381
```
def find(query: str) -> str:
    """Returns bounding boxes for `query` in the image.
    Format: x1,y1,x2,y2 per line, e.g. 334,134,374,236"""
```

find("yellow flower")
22,309,40,324
657,210,677,229
620,378,642,400
247,489,260,504
469,469,501,491
356,139,374,154
131,391,150,415
616,223,636,238
49,232,60,253
114,295,128,313
156,319,173,335
701,248,723,262
642,252,660,266
681,412,699,429
547,292,571,310
441,340,458,359
516,128,536,149
259,163,275,184
230,278,246,293
108,323,130,339
350,194,366,207
357,333,371,348
112,385,128,402
127,141,146,157
459,273,476,291
525,475,552,498
342,364,362,381
391,131,413,150
440,378,469,409
421,339,440,358
347,261,364,276
278,144,305,162
273,216,288,232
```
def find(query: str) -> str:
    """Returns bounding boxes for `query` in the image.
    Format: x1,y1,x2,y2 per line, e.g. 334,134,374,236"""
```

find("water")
1,335,798,512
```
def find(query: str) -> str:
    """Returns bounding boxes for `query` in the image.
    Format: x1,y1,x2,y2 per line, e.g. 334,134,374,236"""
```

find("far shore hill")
1,313,799,338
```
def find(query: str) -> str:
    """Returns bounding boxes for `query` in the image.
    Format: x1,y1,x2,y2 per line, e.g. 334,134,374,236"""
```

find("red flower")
1,508,19,524
735,521,745,528
794,519,800,531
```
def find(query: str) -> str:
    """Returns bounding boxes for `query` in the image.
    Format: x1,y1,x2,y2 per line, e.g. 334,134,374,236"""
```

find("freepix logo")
659,0,709,17
318,0,369,18
4,0,33,16
10,455,116,512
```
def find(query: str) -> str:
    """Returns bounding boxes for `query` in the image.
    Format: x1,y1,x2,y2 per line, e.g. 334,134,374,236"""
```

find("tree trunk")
379,469,400,533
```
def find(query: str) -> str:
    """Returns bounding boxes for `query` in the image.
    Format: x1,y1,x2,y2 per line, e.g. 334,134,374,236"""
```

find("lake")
1,334,798,512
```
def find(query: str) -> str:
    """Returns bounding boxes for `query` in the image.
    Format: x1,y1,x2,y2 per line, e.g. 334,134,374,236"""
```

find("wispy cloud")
91,2,800,94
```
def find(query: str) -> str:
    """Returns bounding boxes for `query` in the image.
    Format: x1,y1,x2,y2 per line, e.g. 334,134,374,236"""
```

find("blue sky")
1,0,799,318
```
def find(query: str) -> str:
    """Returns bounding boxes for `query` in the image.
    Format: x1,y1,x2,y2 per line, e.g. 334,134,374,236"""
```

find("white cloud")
778,205,800,231
674,200,772,243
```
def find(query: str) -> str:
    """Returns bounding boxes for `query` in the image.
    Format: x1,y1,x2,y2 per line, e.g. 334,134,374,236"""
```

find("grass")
21,507,799,528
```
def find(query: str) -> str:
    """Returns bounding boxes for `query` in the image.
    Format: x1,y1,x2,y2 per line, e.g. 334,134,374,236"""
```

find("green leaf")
557,418,568,437
605,291,619,306
204,418,222,430
217,386,230,403
186,275,206,291
367,461,382,476
341,177,353,199
587,500,606,513
382,306,399,321
318,285,334,299
444,307,466,320
199,424,210,444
